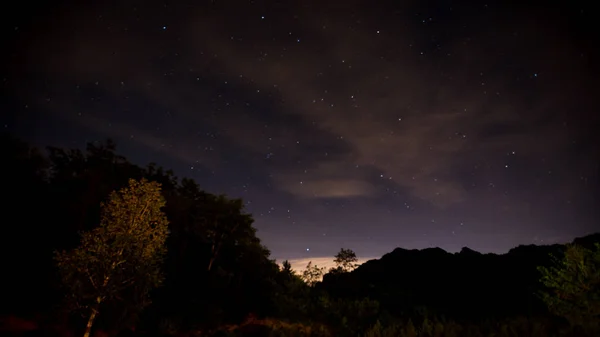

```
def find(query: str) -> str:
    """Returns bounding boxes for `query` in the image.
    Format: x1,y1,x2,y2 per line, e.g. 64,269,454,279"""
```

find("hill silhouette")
319,241,586,320
1,132,598,337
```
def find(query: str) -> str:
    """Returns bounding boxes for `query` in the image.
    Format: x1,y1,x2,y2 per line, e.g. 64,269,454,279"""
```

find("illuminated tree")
538,243,600,332
55,179,169,337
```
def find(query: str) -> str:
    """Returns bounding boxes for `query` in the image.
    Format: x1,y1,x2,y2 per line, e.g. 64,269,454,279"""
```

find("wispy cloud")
180,14,541,208
19,0,595,211
278,178,378,199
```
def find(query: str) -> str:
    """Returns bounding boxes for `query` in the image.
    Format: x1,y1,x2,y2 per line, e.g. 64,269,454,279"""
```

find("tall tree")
334,248,359,272
538,243,600,332
281,260,294,277
203,195,253,272
54,179,169,337
1,133,51,314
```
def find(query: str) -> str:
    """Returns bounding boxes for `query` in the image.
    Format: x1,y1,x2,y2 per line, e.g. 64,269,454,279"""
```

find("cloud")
279,178,377,199
179,3,593,208
181,14,476,206
272,159,379,199
16,1,595,210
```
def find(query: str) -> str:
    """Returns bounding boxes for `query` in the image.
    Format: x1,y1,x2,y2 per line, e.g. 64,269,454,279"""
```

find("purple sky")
3,0,598,262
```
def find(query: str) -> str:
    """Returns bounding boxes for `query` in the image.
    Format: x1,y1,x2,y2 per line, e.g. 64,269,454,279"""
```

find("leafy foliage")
538,243,600,332
54,178,169,335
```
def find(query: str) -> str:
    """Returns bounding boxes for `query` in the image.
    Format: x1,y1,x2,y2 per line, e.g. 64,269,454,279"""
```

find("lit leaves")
538,243,600,331
54,178,169,314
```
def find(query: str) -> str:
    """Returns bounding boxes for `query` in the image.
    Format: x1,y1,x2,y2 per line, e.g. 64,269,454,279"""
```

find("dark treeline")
1,132,598,337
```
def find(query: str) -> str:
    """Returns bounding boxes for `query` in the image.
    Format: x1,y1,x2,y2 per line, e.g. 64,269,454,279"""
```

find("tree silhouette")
1,133,52,314
301,261,325,286
281,260,294,276
54,179,169,337
334,248,359,272
198,195,255,272
538,243,600,332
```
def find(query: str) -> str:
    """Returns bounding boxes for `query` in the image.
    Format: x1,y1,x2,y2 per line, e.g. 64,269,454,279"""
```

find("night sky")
3,0,599,265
